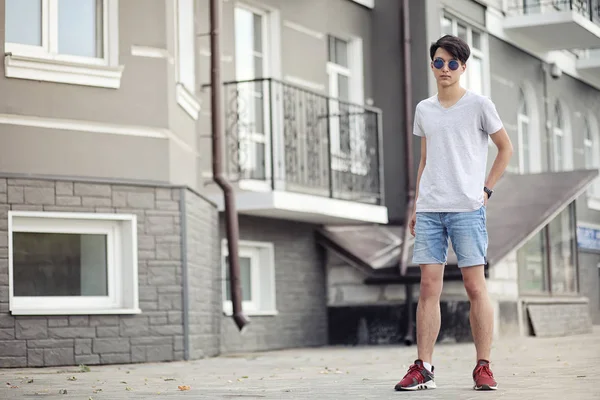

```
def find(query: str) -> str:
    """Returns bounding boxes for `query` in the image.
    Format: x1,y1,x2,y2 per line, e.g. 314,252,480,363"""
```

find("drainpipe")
209,0,249,332
398,0,416,346
399,0,414,277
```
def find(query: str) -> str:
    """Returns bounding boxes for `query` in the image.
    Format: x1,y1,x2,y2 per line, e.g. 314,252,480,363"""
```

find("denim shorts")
412,206,488,268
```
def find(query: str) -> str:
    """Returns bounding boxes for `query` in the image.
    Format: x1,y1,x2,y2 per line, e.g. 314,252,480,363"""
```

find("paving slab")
1,327,599,399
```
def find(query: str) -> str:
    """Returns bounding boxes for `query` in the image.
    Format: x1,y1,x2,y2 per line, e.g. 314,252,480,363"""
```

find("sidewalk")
1,327,599,399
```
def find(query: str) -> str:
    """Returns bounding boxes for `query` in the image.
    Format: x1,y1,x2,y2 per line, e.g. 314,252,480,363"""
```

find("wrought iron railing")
508,0,600,23
223,78,383,205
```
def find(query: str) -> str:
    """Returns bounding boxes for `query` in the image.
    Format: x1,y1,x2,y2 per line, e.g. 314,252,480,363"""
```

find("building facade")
323,0,600,345
1,0,598,369
0,0,388,367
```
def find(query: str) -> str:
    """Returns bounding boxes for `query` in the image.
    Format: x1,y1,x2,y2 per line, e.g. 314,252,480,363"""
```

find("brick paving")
1,326,599,399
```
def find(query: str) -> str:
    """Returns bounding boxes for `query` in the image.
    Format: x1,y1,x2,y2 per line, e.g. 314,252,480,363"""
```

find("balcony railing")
508,0,600,23
223,78,383,205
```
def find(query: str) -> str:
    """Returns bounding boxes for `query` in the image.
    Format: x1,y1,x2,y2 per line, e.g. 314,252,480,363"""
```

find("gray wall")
579,252,600,324
0,177,220,367
0,0,199,188
184,190,221,359
219,215,327,353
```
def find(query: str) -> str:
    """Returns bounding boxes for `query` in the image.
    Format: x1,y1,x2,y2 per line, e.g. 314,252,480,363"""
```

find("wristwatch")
484,186,493,199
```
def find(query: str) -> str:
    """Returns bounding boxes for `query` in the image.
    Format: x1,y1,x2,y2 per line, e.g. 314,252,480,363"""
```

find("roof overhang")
317,169,600,284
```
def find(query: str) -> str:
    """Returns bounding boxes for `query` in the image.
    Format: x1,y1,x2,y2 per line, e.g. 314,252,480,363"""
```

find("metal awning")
316,169,599,284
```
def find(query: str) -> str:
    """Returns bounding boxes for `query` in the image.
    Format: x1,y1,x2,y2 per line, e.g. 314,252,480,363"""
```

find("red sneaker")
473,360,497,390
394,359,436,391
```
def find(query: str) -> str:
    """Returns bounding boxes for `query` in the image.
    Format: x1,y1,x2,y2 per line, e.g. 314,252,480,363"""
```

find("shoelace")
475,364,494,378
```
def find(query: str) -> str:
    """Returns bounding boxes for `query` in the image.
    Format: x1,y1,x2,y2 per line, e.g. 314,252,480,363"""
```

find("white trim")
8,211,139,315
0,113,198,155
486,7,600,92
0,113,167,138
588,197,600,211
4,53,123,89
210,190,389,224
349,0,374,9
283,20,325,40
176,83,201,120
283,75,325,92
221,239,276,316
130,45,174,63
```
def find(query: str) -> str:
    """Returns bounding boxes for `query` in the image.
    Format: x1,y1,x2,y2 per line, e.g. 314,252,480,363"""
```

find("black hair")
429,34,471,64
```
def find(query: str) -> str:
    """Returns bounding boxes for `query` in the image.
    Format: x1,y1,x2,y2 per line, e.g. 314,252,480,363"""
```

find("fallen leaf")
59,389,68,394
120,381,127,384
67,376,77,381
10,386,19,389
93,389,103,393
577,375,586,378
125,387,132,391
178,385,191,391
27,379,34,384
164,378,176,381
241,376,248,379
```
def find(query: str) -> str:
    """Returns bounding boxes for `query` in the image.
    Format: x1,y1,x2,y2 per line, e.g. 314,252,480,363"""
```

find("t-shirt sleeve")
413,105,425,137
480,97,503,135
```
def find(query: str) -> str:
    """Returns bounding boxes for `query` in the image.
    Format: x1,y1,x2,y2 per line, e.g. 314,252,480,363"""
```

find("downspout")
209,0,249,331
399,0,414,276
399,0,416,346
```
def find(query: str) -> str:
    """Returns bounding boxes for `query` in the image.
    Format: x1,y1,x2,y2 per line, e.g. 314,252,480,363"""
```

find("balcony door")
234,5,272,182
326,34,367,176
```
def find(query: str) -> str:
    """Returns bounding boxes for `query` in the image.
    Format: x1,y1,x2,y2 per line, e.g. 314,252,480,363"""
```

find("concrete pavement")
1,326,599,399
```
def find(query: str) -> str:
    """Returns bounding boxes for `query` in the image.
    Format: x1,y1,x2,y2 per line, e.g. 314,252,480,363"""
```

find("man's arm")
414,137,427,212
410,137,426,236
485,127,513,199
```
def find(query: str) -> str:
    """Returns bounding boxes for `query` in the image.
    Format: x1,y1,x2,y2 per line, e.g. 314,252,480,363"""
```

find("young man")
394,35,513,391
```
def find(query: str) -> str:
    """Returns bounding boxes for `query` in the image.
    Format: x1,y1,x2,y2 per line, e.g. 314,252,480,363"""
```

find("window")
175,0,200,119
553,101,573,171
221,240,276,315
517,230,548,293
584,116,600,200
234,4,272,181
517,88,531,174
8,212,139,315
327,34,367,175
517,203,579,295
441,14,487,95
4,0,122,88
549,206,578,294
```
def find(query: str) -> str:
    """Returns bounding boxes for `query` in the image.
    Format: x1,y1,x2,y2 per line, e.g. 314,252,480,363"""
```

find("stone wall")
219,215,328,353
0,178,219,367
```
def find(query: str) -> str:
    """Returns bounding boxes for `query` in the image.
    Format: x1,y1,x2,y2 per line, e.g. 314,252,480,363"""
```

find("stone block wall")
0,178,220,367
219,215,328,353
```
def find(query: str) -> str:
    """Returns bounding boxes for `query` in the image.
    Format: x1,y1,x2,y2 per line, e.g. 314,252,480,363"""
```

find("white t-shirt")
413,90,503,212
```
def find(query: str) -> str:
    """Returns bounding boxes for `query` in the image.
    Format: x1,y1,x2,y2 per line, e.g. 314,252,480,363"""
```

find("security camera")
550,62,562,79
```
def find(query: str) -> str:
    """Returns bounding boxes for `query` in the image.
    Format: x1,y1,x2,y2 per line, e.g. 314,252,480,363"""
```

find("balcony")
213,78,387,225
504,0,600,50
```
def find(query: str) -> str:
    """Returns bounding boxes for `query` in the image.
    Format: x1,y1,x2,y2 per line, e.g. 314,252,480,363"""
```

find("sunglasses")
433,58,460,71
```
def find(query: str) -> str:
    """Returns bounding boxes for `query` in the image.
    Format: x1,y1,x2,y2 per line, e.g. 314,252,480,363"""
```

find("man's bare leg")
461,265,494,361
416,264,445,365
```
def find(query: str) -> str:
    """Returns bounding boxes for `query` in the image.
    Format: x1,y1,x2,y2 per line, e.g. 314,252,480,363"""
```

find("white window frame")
4,0,123,89
584,114,600,208
221,239,276,316
327,34,367,175
8,211,140,315
552,100,574,172
440,13,490,97
233,3,276,189
517,112,531,174
174,0,201,119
